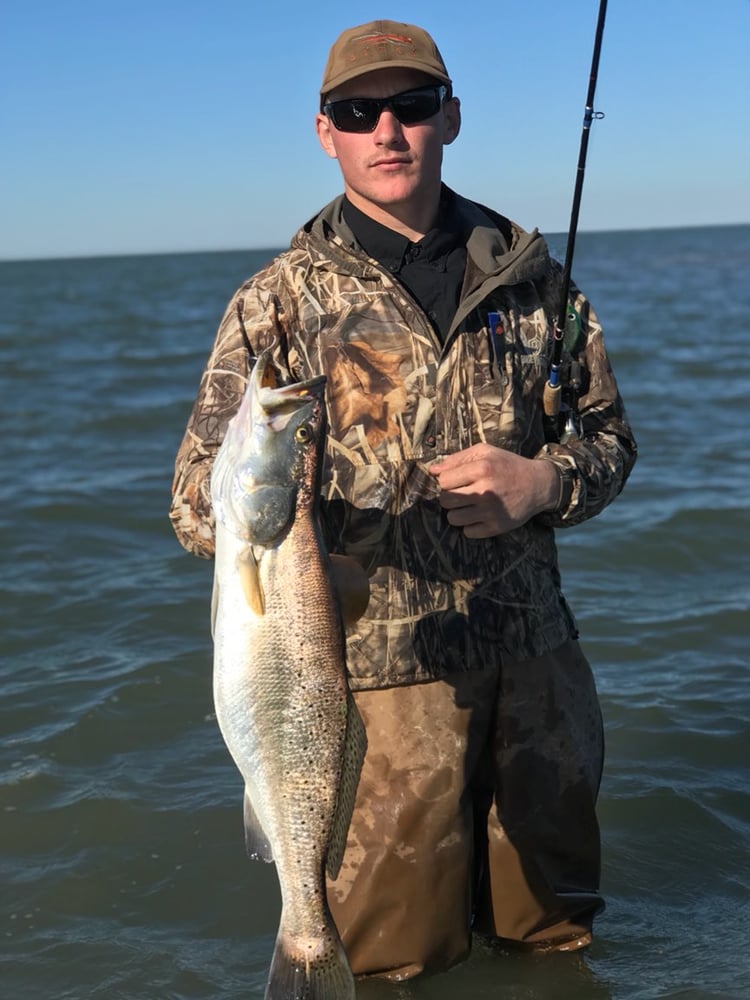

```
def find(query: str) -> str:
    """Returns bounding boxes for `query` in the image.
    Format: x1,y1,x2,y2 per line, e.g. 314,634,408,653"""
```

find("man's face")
315,68,460,225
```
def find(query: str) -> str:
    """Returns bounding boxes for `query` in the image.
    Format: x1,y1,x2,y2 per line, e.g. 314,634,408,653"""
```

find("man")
170,19,637,981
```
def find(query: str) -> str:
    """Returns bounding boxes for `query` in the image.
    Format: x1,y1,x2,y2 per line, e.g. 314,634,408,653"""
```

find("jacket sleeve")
535,285,637,528
169,273,291,557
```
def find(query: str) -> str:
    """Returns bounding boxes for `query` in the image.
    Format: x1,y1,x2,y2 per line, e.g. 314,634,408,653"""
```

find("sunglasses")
323,85,449,134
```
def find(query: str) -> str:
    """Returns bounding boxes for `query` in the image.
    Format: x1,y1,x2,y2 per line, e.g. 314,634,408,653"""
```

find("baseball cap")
320,20,452,103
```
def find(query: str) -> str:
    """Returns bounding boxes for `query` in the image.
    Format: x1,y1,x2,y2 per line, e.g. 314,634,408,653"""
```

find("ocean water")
1,225,748,999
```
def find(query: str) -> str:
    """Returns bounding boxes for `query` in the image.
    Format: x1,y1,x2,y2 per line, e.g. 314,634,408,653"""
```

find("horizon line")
2,219,748,266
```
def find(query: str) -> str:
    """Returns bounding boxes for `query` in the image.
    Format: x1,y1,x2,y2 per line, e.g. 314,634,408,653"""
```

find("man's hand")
428,443,561,538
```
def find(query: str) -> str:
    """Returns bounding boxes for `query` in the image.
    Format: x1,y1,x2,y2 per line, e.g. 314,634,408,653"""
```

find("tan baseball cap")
320,20,452,102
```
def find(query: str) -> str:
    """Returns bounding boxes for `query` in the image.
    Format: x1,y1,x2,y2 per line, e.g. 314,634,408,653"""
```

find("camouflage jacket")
170,189,637,690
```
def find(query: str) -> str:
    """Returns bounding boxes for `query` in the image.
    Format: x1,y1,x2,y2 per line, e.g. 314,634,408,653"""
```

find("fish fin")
244,788,273,863
326,691,367,881
238,548,265,615
210,575,220,640
265,925,355,1000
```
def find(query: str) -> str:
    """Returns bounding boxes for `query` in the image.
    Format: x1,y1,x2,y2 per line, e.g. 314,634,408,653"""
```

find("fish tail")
264,924,355,1000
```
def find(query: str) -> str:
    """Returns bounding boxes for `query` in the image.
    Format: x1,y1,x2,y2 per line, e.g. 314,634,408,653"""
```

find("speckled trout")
210,350,366,1000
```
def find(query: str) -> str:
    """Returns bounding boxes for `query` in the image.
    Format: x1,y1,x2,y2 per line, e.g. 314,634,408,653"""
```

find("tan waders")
327,639,604,980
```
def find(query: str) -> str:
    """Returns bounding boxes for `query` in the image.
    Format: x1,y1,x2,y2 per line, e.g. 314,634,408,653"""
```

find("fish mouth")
251,352,326,426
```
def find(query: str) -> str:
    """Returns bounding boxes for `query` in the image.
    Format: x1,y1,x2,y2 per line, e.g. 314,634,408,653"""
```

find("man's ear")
443,97,461,146
316,113,338,159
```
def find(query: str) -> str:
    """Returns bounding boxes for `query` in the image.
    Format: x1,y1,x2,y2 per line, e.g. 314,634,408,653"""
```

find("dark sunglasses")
323,85,449,134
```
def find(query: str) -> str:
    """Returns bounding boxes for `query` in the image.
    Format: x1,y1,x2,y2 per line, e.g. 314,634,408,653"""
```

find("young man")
170,19,637,981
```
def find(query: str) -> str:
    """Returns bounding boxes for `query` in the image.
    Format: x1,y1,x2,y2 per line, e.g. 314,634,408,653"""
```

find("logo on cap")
348,31,417,62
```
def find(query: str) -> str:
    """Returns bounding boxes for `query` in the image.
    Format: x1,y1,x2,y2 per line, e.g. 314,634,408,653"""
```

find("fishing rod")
543,0,608,441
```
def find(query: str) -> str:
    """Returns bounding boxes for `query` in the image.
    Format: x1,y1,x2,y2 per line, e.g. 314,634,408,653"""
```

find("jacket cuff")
534,450,579,523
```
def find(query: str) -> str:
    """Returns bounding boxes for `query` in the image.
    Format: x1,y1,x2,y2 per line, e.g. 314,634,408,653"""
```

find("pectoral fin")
243,787,273,863
238,548,265,615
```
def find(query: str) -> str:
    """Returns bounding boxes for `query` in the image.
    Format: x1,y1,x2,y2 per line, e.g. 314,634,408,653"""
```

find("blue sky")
3,0,749,260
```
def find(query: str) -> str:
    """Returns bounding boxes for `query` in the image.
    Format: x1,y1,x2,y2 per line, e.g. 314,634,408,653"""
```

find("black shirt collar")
342,188,465,271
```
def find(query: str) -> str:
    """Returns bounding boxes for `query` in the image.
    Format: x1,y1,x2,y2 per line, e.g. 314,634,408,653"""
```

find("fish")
209,349,367,1000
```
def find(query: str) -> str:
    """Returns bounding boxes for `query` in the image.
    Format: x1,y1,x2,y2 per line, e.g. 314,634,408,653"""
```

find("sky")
2,0,749,260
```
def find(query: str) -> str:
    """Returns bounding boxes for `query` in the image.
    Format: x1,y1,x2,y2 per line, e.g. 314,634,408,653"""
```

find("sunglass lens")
332,99,379,133
391,91,440,125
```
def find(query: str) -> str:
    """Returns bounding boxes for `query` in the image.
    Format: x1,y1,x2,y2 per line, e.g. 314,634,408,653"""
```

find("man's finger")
429,461,481,491
438,489,475,509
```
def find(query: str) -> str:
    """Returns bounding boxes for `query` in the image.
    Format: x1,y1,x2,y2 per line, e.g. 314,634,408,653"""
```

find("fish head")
211,351,327,546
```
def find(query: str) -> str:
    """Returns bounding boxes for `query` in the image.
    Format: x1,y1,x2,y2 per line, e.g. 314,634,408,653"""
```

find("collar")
341,188,466,272
300,186,551,292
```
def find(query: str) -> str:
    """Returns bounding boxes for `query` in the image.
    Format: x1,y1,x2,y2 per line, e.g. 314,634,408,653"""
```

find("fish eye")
294,423,313,444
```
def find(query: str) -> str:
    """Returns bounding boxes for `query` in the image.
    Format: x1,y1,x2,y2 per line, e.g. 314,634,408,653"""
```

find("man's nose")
373,107,405,142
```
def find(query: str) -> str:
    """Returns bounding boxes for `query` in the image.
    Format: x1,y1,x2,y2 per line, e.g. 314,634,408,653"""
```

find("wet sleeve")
169,278,291,557
535,288,637,528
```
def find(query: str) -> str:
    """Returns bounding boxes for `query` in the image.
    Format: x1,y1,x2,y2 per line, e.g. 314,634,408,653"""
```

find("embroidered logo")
348,32,417,64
